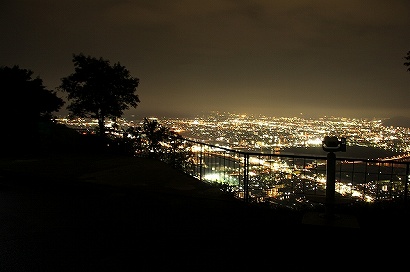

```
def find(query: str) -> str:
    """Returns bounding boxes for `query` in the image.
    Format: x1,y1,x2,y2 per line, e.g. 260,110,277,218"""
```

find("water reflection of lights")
191,145,202,152
203,172,239,185
335,182,375,202
190,146,399,204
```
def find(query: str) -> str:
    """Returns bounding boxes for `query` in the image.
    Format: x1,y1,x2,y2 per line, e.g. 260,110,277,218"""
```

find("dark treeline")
0,53,171,158
1,51,409,158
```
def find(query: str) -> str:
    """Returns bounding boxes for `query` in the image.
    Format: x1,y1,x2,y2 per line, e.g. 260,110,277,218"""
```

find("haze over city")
1,0,409,120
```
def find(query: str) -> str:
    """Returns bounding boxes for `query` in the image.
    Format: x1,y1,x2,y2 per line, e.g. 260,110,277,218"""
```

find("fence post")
199,144,203,181
405,163,409,202
244,153,249,203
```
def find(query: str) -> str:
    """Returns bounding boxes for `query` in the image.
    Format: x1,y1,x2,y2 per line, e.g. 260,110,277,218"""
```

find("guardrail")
156,136,409,210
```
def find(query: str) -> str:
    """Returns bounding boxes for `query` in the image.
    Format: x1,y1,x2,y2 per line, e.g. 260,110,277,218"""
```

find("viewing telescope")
322,136,346,152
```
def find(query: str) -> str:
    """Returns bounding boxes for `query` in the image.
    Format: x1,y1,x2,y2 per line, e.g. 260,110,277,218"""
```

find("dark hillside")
1,126,409,270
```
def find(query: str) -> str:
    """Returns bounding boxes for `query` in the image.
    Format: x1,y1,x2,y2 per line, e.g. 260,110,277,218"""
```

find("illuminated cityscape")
159,112,410,157
57,112,410,207
57,111,410,156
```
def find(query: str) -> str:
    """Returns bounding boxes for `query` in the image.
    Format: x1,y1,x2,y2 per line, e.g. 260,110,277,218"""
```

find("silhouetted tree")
404,50,410,71
164,131,194,170
0,65,65,155
59,53,140,137
0,65,64,124
107,125,143,156
142,117,169,158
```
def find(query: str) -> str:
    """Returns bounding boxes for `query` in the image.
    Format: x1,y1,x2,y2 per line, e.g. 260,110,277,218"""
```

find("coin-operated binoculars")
322,136,346,153
322,136,346,219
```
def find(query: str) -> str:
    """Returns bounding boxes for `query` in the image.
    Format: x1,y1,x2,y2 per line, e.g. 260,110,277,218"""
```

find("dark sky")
1,0,410,120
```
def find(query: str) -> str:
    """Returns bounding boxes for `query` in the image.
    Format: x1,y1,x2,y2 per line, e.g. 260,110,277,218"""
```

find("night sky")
1,0,410,120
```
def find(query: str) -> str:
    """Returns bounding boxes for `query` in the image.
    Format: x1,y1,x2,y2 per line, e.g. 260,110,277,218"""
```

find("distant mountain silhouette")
382,116,410,128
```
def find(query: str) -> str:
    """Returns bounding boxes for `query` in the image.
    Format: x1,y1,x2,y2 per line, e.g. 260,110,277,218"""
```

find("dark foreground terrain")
1,153,409,271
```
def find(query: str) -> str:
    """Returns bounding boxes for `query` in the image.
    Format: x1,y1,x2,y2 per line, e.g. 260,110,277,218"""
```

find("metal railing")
157,136,409,210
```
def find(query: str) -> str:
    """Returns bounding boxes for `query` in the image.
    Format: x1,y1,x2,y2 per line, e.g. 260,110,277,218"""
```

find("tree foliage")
142,117,170,157
0,65,65,155
404,50,410,72
0,65,64,123
59,53,140,137
123,118,193,167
